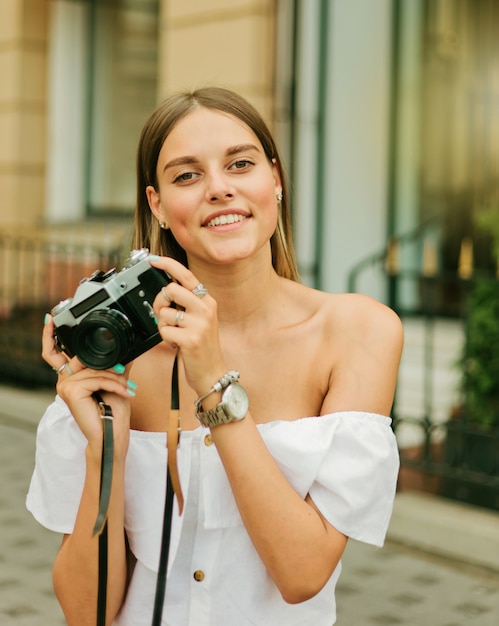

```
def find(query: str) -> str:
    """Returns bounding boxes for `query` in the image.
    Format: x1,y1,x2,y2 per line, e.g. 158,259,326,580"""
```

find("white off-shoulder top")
26,396,399,626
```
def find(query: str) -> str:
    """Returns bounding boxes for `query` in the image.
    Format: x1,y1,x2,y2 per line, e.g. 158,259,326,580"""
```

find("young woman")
29,87,403,625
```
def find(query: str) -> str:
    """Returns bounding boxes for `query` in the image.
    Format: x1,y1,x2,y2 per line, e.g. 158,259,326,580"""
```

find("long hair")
132,87,299,281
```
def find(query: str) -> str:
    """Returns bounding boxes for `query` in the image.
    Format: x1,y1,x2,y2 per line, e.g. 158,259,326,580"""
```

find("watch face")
224,383,249,419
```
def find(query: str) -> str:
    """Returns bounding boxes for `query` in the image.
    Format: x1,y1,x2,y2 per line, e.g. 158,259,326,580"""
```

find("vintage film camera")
51,249,171,369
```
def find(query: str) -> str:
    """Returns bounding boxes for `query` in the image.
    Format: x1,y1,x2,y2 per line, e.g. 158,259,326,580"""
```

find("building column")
0,0,49,227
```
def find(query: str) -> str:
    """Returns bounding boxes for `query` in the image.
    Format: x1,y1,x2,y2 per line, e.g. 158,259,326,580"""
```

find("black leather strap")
93,395,114,537
91,392,114,626
151,356,179,626
97,525,108,626
92,355,179,626
151,471,175,626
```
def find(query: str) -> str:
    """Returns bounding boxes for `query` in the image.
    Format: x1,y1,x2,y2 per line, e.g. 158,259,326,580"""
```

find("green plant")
443,203,499,511
460,278,499,430
457,198,499,429
476,202,499,262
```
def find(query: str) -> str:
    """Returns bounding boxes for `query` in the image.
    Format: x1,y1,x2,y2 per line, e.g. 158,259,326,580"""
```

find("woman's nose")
206,172,235,202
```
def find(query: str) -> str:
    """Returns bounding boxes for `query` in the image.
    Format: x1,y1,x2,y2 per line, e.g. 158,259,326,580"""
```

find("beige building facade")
1,0,48,227
2,1,497,293
1,0,396,301
0,0,277,229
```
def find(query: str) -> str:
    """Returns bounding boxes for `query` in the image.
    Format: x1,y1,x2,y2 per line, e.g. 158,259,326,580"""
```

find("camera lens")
73,309,134,369
89,327,116,352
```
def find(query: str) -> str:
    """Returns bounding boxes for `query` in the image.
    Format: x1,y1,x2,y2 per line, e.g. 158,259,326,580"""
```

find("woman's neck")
187,254,284,331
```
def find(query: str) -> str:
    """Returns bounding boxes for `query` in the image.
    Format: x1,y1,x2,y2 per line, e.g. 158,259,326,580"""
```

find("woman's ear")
146,185,169,229
271,159,283,199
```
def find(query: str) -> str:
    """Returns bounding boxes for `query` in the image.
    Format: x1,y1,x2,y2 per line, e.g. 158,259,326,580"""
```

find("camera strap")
93,395,115,536
92,392,115,626
92,356,184,626
152,354,184,625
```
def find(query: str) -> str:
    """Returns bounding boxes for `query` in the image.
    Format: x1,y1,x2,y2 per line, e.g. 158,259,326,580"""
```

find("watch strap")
195,370,240,412
197,403,238,428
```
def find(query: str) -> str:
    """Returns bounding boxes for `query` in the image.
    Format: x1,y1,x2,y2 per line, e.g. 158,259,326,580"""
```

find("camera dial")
124,248,149,269
51,298,73,317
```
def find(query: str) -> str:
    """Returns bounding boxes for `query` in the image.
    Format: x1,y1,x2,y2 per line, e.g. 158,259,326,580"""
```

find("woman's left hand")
150,256,227,396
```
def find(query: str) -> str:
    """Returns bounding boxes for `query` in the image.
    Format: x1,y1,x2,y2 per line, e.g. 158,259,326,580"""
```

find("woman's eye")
173,172,197,184
230,159,253,171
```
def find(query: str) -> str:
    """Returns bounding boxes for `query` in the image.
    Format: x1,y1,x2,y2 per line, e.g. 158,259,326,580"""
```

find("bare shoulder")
293,288,404,415
326,293,404,376
329,292,403,345
287,281,403,347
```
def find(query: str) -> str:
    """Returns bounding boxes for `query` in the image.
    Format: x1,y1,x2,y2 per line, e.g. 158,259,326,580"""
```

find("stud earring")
276,193,283,202
159,222,167,229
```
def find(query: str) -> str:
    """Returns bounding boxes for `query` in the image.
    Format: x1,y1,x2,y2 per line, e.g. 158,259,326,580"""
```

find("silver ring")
175,309,185,326
161,286,172,303
192,283,208,298
54,362,74,376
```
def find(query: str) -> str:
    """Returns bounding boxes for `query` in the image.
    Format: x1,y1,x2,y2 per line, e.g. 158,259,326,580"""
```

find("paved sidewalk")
338,537,499,625
0,384,498,625
343,490,499,625
0,422,65,625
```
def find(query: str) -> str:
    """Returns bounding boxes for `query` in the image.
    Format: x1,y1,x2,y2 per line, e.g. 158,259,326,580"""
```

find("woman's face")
146,107,282,269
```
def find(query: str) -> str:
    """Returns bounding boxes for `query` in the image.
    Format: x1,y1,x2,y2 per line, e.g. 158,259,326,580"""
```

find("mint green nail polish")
126,388,136,397
149,254,161,261
154,315,158,325
44,313,50,325
113,363,125,374
127,380,138,390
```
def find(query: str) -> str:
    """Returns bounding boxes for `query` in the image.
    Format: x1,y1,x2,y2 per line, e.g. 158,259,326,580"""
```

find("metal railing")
348,224,499,512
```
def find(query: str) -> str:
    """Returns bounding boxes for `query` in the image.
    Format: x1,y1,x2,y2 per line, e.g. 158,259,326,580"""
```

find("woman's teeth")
206,214,247,227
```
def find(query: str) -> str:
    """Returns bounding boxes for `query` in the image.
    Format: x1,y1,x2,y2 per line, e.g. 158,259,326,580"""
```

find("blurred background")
1,1,499,623
1,0,498,531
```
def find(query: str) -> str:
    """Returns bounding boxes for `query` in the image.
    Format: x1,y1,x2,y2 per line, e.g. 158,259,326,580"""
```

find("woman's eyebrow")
226,143,260,156
163,144,260,173
163,155,198,173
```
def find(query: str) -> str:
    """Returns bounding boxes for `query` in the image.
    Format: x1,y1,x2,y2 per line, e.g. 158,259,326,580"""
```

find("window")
87,0,159,215
391,0,499,315
419,0,499,275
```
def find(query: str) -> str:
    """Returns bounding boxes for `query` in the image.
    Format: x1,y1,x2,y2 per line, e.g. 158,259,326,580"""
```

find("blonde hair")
132,87,299,281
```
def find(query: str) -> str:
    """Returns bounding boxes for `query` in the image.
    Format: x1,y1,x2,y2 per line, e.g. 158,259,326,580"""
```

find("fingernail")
149,254,161,261
127,380,138,390
126,388,136,397
154,315,158,325
113,363,126,374
44,313,50,325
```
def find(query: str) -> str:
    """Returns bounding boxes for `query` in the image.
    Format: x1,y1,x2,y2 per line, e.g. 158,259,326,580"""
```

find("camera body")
51,249,171,369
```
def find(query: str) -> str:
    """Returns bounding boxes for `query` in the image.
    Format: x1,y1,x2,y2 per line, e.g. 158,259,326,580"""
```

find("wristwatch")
196,378,249,428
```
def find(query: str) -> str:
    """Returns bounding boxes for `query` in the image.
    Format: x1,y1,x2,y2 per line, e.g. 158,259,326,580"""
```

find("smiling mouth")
205,213,248,227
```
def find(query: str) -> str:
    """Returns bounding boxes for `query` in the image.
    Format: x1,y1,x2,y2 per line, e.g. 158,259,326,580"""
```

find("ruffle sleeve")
26,395,87,534
208,412,399,548
306,412,399,546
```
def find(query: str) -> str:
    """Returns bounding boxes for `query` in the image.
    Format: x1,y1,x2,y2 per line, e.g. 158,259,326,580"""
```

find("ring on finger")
161,286,172,304
54,362,74,376
192,283,208,298
174,309,185,326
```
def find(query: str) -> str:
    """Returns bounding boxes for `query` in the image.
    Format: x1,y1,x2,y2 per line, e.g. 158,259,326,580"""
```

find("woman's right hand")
42,314,133,461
